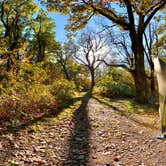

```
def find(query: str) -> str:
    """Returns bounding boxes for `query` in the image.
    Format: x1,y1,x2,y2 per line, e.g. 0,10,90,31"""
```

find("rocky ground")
0,94,166,166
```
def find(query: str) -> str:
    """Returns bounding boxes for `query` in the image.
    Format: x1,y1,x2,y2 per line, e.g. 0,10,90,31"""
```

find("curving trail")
0,95,166,166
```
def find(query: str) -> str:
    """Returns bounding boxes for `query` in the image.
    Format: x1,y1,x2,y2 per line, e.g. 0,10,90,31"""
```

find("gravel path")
0,94,166,166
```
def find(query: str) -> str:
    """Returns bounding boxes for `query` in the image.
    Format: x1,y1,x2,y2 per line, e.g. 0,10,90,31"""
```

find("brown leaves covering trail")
0,95,166,165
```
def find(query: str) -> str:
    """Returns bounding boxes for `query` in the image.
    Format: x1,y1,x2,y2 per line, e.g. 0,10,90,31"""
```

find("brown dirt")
0,94,166,166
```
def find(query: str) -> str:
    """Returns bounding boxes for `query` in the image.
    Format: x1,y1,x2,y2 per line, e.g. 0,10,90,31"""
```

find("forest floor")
0,92,166,166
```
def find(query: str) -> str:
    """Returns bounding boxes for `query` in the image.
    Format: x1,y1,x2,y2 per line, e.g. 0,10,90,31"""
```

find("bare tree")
103,29,135,72
143,19,166,96
143,23,158,95
54,38,78,80
74,30,107,89
99,24,163,99
98,28,137,92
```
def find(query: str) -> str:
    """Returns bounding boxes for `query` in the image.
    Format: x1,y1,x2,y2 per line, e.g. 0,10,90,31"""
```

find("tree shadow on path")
63,91,92,166
93,96,158,130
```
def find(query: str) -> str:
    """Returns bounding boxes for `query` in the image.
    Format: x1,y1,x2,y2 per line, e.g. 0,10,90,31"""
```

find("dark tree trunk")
149,62,156,102
62,63,70,80
37,42,45,62
136,55,149,103
130,32,150,103
150,62,155,93
132,64,149,103
90,69,95,90
7,35,18,73
58,59,70,80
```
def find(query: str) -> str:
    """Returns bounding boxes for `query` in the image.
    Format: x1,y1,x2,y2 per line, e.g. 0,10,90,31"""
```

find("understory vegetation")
0,61,90,123
0,63,146,124
0,0,165,125
0,0,164,135
0,1,166,165
95,68,135,98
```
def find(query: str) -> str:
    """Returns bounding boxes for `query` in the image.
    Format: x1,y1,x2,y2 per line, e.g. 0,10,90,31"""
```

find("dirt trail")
0,95,166,166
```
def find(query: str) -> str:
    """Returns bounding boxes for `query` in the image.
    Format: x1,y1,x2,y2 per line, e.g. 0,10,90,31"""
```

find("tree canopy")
44,0,165,31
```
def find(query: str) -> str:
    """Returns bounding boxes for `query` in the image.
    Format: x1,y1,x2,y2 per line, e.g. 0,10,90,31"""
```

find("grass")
91,121,104,128
93,95,159,129
30,124,44,132
94,95,157,116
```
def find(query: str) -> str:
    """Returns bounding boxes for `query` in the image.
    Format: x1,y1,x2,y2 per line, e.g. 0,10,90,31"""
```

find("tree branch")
143,0,166,32
1,0,7,28
100,59,131,72
82,0,129,30
123,0,135,32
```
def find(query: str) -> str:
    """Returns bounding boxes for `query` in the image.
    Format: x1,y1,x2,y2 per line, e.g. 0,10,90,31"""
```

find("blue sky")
33,0,164,43
45,12,106,42
34,0,69,42
34,0,104,42
48,13,69,42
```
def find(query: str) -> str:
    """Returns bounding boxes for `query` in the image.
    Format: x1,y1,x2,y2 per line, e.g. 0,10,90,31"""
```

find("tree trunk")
38,43,45,62
58,59,70,80
131,49,149,103
149,62,156,102
150,62,155,93
129,29,150,103
62,63,70,80
90,69,95,90
132,51,150,103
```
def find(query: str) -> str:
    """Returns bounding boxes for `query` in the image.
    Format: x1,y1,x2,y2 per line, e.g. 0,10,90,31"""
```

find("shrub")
50,79,76,107
0,61,79,122
96,68,135,98
0,82,57,121
0,63,58,121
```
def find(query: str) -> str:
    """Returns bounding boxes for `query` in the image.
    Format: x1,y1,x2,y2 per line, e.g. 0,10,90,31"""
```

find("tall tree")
143,23,156,95
152,10,166,57
55,39,76,80
102,29,134,72
43,0,166,102
143,10,166,96
74,30,107,89
0,0,38,71
32,9,56,62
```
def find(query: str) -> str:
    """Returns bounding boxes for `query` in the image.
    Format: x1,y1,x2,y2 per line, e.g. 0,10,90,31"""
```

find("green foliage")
43,0,165,32
19,63,47,83
0,63,55,120
0,0,38,46
41,61,64,83
63,61,91,91
50,79,76,107
96,68,135,98
31,9,58,62
74,75,91,91
0,61,79,121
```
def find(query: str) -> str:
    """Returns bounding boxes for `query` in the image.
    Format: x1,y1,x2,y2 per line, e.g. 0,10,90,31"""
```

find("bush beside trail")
95,68,135,98
0,62,78,123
